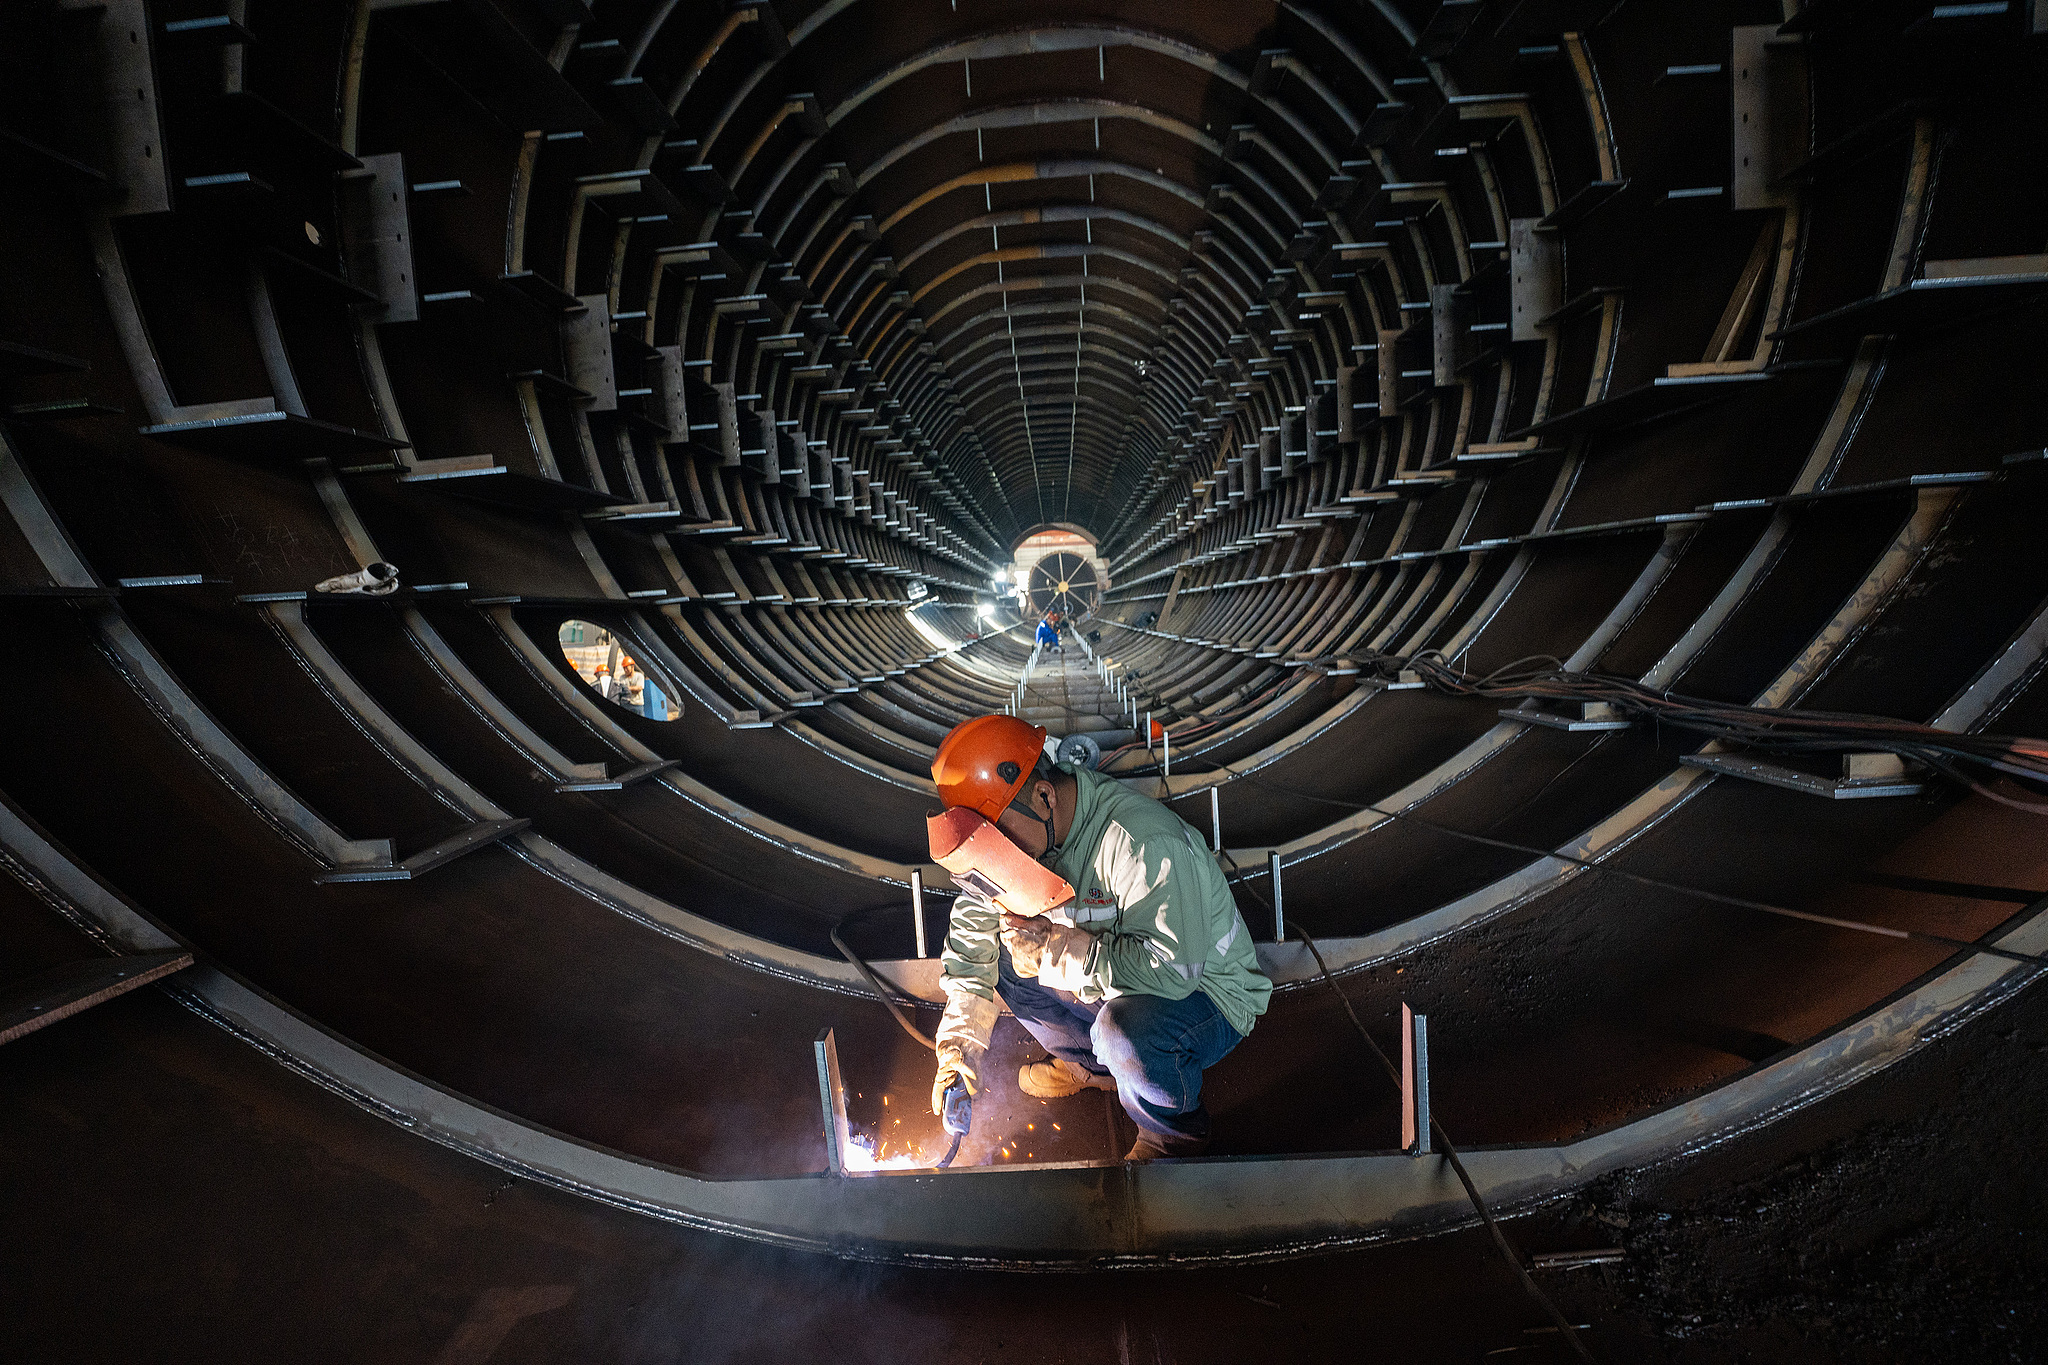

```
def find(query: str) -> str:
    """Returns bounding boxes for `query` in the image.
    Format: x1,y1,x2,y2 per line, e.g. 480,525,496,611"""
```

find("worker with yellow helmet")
925,714,1271,1160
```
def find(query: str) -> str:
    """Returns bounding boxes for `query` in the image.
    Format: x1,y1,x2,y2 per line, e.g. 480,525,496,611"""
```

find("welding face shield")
926,805,1076,919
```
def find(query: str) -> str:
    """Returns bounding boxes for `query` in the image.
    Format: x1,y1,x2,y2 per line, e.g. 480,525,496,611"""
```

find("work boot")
1018,1057,1117,1099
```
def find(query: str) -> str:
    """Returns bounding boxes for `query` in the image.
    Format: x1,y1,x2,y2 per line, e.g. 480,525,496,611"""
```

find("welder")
926,714,1270,1160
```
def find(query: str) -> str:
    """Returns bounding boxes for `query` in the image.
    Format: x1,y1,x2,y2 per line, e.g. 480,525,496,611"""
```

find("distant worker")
925,715,1271,1160
1034,615,1061,653
594,662,615,700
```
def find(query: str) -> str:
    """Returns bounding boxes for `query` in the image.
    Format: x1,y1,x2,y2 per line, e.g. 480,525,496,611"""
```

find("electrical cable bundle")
1105,636,2048,813
1355,650,2048,813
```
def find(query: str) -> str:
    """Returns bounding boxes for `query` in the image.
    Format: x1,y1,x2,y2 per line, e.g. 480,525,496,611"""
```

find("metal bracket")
0,952,194,1046
1499,701,1633,732
1401,1003,1431,1157
815,1027,851,1176
1732,25,1808,210
1510,217,1561,341
58,0,171,215
553,759,680,793
1431,284,1477,386
562,295,618,411
1681,752,1925,799
315,817,532,883
340,153,419,322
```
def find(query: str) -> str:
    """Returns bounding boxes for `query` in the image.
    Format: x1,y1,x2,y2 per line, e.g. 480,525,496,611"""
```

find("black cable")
1376,649,2048,793
1224,771,2048,969
830,914,937,1051
1230,868,1598,1362
1096,634,2048,800
1103,632,2048,961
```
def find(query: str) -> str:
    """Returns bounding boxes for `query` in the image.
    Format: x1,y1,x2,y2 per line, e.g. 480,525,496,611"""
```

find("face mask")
927,807,1077,918
1009,784,1063,865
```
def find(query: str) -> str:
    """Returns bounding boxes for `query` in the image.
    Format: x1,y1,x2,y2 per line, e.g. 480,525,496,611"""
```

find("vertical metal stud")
1268,850,1284,942
1401,1004,1431,1156
1414,1013,1430,1155
815,1028,850,1175
911,867,927,959
1209,785,1222,852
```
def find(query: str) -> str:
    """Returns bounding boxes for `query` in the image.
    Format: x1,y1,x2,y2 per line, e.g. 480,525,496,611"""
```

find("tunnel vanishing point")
2,1,2047,1361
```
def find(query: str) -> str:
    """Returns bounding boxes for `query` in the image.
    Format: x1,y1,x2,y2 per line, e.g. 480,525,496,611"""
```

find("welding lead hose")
829,919,936,1050
1291,921,1599,1365
1211,851,1596,1360
1096,628,2048,804
1224,773,2048,969
833,916,979,1168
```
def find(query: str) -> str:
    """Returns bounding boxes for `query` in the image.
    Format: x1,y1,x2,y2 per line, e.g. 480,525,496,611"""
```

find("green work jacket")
935,763,1272,1062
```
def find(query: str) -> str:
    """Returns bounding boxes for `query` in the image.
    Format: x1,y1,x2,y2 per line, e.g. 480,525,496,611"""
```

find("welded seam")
131,907,2048,1271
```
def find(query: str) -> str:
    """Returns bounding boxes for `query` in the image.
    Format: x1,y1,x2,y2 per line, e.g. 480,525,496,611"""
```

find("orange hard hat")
931,714,1048,822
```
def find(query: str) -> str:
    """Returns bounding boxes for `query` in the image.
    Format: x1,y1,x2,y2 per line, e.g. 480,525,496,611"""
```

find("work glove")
1001,916,1050,978
1033,923,1097,993
932,1042,985,1118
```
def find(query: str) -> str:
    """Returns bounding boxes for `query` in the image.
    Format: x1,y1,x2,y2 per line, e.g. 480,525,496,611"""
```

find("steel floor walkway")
1014,645,1125,736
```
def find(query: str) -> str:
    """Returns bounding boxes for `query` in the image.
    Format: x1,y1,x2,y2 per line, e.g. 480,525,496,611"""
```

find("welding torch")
936,1079,972,1167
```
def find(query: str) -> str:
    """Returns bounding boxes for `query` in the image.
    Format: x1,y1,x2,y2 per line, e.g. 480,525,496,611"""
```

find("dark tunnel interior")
2,1,2047,1360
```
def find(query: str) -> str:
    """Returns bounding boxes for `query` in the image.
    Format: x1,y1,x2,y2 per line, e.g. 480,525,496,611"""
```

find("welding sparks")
840,1132,931,1172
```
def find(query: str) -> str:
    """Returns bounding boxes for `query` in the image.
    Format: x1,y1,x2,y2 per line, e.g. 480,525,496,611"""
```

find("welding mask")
926,806,1076,918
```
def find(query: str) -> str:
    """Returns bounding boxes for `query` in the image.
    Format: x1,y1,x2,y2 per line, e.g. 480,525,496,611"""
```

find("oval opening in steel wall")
558,620,679,721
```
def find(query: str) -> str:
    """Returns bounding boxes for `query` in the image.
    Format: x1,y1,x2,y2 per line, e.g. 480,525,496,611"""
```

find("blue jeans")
997,945,1242,1153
